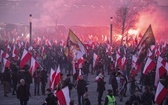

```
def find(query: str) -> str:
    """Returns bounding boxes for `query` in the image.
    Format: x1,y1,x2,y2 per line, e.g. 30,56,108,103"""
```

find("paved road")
0,72,130,105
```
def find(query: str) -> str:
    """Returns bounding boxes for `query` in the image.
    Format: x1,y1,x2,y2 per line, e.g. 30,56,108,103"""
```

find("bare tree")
113,0,154,45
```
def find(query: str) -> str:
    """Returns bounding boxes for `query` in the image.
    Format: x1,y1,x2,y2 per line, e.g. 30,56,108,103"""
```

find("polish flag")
155,82,168,105
20,49,31,69
154,60,167,86
29,57,40,76
115,51,122,68
143,57,156,75
49,68,56,89
77,57,85,69
12,45,18,57
1,50,9,59
55,86,70,105
158,56,166,66
93,53,99,68
51,65,61,89
3,58,10,68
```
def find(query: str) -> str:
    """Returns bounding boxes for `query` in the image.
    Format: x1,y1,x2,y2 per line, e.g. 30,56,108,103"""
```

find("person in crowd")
42,88,58,105
0,70,3,84
141,86,154,105
3,67,11,97
83,93,91,105
128,90,141,105
17,79,30,105
63,74,74,96
76,75,87,105
11,62,18,95
97,73,106,105
104,89,116,105
110,72,118,96
82,61,90,83
117,71,127,102
33,68,41,96
40,68,48,95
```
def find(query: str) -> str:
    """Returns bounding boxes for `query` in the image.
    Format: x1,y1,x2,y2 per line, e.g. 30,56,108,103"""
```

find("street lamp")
29,14,32,45
110,17,113,45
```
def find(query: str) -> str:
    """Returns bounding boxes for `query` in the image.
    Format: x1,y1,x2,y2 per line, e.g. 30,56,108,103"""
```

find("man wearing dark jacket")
3,67,11,97
41,69,48,95
17,79,30,105
77,75,87,105
97,75,106,105
63,74,73,96
43,88,58,105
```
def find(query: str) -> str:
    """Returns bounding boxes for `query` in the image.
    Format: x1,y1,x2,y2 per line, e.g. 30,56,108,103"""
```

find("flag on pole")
143,57,156,75
51,65,61,89
29,57,40,76
55,86,70,105
3,58,10,68
154,59,167,86
20,49,31,69
155,82,168,105
64,29,87,62
134,25,155,64
49,68,56,89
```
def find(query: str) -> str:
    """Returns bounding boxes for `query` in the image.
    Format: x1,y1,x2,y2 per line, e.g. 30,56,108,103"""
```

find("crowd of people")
0,39,168,105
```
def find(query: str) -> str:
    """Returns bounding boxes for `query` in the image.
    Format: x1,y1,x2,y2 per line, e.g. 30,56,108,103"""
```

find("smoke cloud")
33,0,80,27
136,3,168,42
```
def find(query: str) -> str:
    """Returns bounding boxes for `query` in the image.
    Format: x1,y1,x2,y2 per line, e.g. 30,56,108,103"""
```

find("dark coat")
45,93,58,105
41,70,47,84
63,77,73,90
17,84,30,101
77,79,87,95
97,78,106,92
141,92,154,105
129,94,141,105
3,70,11,82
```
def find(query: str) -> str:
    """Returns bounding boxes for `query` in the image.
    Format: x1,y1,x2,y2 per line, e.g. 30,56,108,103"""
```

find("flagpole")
29,14,32,45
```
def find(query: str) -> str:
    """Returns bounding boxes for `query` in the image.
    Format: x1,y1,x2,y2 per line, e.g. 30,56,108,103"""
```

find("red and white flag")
115,51,122,68
155,82,168,105
77,57,85,69
154,59,167,86
49,68,56,89
1,50,9,59
93,53,99,68
20,49,31,69
51,65,61,89
53,66,61,87
29,57,40,76
12,45,18,57
3,58,10,68
143,57,156,75
55,86,70,105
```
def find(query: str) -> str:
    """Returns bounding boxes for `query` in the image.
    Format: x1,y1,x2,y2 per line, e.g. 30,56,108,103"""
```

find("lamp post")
110,17,113,45
29,14,32,45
